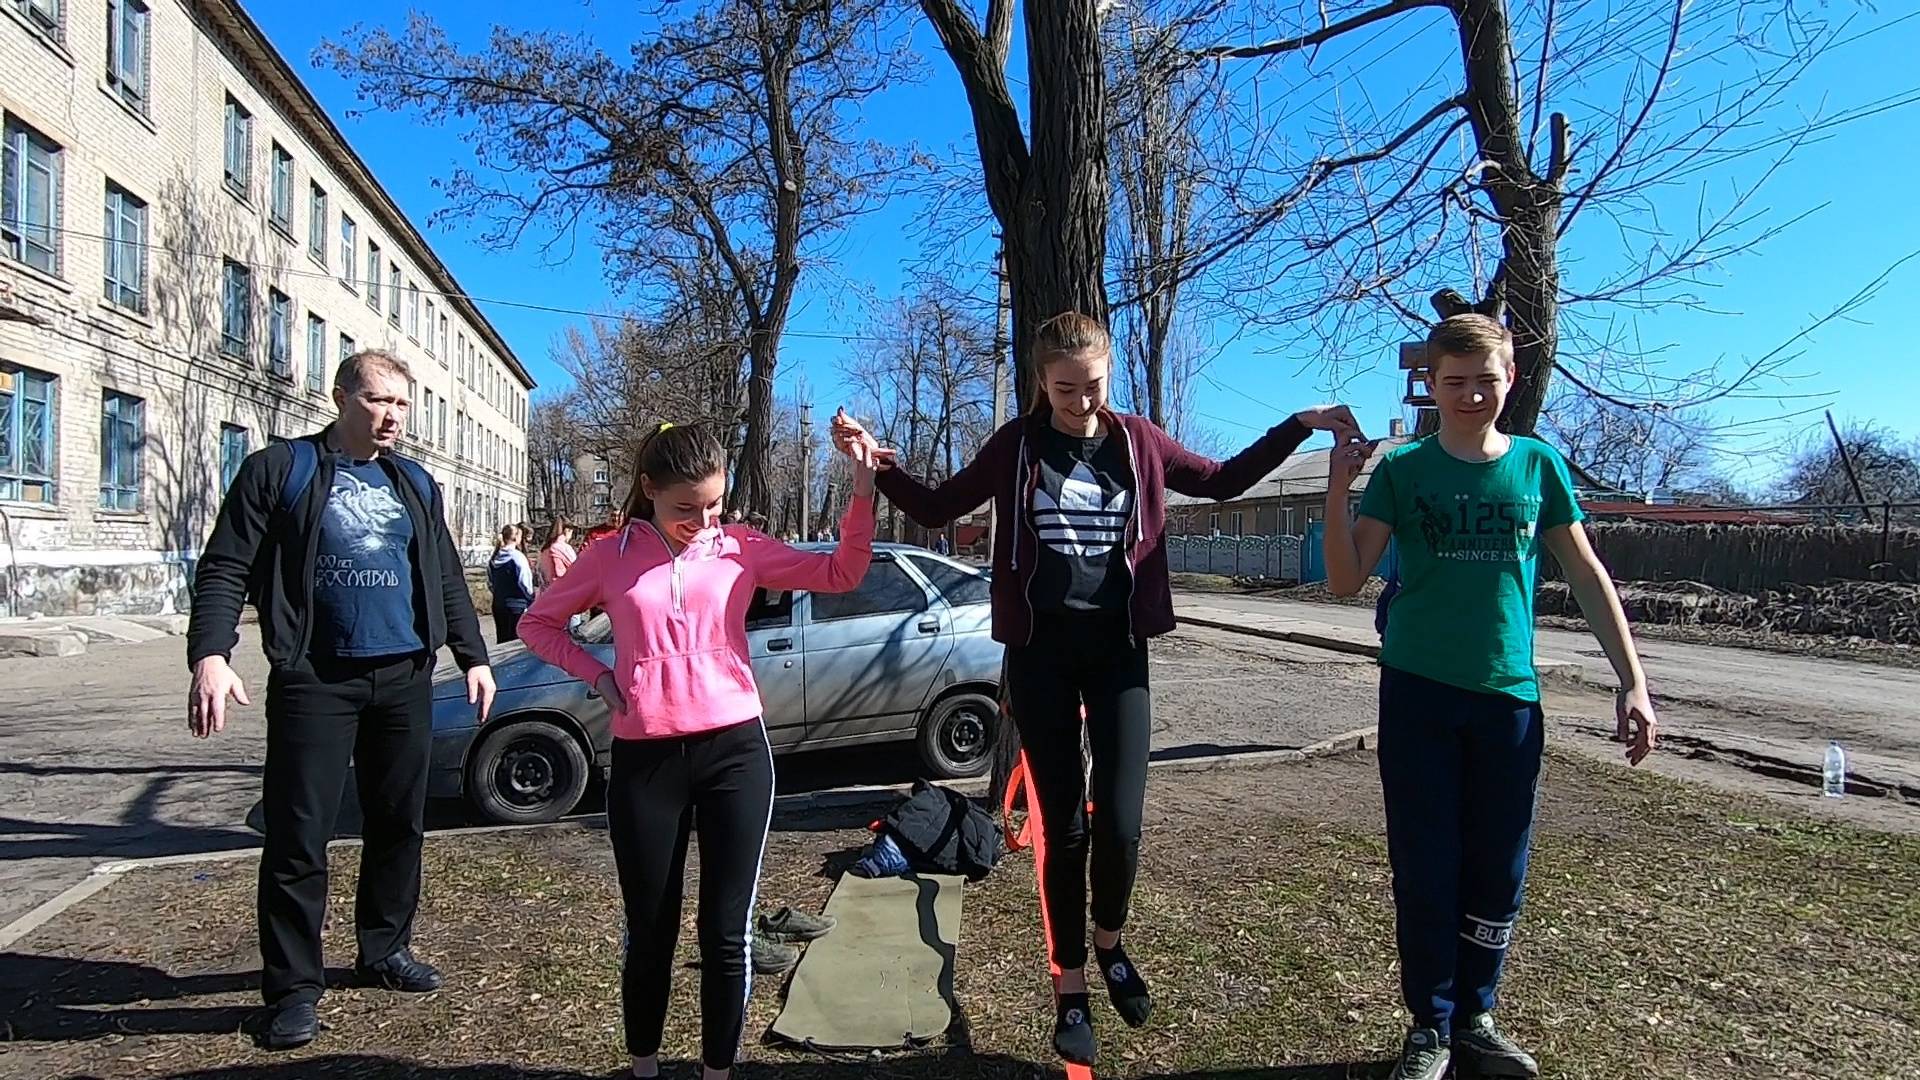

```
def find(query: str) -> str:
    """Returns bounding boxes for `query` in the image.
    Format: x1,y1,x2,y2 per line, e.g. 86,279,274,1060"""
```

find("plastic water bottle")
1822,741,1847,799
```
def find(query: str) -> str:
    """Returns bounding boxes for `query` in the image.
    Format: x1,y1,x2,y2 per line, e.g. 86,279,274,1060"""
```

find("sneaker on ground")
757,906,838,943
752,939,801,976
1389,1026,1451,1080
1453,1012,1540,1078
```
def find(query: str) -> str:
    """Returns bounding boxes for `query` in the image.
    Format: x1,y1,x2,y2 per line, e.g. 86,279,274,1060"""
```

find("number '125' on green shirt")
1356,435,1584,703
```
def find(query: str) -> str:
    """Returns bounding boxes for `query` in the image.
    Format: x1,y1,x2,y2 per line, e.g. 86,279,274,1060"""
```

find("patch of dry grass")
3,754,1915,1080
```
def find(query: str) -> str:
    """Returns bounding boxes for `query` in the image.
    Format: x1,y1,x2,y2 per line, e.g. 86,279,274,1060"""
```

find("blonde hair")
1028,311,1112,410
1424,314,1514,369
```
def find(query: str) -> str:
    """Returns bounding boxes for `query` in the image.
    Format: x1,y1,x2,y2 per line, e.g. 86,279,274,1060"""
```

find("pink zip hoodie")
518,495,876,740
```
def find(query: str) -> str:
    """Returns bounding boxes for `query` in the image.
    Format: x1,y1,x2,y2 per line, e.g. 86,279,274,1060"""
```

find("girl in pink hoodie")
518,421,878,1080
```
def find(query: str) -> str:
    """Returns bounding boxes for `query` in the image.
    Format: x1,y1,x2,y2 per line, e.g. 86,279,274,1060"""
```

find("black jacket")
882,780,1004,882
185,427,489,674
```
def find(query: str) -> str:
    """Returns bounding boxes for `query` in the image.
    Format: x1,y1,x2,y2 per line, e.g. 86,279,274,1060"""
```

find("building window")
222,96,251,198
456,334,467,379
220,424,248,492
339,213,355,286
387,262,400,322
423,299,436,355
99,390,144,511
338,332,356,368
1282,506,1296,536
437,398,447,449
307,184,327,263
2,117,63,276
267,289,291,378
220,260,252,359
406,280,419,339
306,313,326,395
594,465,609,484
102,182,146,313
105,0,149,112
456,409,465,460
13,0,62,42
406,379,418,437
366,240,381,310
269,144,294,234
1230,510,1244,537
438,315,449,365
0,364,57,504
423,387,435,442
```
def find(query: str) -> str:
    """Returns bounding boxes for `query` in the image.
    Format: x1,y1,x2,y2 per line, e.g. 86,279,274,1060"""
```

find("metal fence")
1165,534,1303,580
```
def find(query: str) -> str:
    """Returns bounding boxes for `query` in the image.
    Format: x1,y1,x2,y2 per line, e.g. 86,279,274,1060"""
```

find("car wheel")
916,693,998,780
466,718,591,825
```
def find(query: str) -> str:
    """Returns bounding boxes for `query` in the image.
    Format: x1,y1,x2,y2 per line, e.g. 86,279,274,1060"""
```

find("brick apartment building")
1,0,534,617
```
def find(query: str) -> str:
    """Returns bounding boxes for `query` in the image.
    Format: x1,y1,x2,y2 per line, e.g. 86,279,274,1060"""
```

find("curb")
1179,615,1380,658
0,732,1378,950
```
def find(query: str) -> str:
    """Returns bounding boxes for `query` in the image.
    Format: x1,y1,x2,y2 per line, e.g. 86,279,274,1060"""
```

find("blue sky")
252,1,1920,488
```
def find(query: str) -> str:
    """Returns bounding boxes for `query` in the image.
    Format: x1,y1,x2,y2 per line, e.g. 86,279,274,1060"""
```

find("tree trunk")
735,337,776,517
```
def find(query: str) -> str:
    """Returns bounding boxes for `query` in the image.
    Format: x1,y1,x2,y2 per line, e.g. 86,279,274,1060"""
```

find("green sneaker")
750,940,800,976
1389,1027,1450,1080
1453,1013,1539,1078
757,906,837,943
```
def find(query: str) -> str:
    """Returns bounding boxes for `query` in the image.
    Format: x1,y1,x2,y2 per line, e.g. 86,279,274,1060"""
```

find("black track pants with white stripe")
607,720,775,1070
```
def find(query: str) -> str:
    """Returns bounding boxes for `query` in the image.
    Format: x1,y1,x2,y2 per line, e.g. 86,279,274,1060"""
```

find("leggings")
1377,665,1544,1039
1005,612,1152,971
607,719,775,1070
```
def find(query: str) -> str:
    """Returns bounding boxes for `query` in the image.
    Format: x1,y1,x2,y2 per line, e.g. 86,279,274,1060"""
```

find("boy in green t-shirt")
1324,314,1659,1080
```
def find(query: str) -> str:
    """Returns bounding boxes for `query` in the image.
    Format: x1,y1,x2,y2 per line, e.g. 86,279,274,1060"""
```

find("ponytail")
621,422,728,521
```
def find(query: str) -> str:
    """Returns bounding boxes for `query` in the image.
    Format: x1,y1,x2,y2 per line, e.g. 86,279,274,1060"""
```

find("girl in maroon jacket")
832,312,1360,1066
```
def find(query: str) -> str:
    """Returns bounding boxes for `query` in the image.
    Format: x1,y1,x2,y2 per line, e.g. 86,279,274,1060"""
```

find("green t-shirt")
1357,435,1583,702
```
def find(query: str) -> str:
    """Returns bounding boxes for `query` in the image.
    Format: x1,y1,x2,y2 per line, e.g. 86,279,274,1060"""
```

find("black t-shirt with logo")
1027,424,1135,613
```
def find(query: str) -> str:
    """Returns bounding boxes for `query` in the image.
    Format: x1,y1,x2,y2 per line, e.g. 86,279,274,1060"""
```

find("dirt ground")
3,748,1914,1080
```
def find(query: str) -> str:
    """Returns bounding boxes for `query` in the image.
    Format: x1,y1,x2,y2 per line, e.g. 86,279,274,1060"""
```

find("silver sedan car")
430,544,1003,824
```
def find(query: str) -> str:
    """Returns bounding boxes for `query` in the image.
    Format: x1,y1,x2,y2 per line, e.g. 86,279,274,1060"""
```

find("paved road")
1178,591,1920,793
0,624,1376,930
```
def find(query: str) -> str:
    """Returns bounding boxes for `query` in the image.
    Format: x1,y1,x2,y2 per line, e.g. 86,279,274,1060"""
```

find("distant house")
1166,431,1416,537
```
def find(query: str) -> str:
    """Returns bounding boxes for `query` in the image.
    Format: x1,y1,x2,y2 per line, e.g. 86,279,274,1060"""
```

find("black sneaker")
257,999,319,1051
1094,941,1153,1028
353,947,443,993
757,906,837,943
752,939,801,976
1053,992,1096,1066
1453,1012,1540,1078
1389,1026,1450,1080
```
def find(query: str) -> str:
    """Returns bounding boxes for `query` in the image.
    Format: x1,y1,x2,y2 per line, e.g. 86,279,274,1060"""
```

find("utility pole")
988,239,1009,559
798,404,813,541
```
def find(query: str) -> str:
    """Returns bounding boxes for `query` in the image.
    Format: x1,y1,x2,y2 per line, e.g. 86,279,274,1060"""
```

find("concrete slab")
0,628,86,658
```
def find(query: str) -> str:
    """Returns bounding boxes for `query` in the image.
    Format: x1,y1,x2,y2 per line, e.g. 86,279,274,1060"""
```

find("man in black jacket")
186,349,495,1050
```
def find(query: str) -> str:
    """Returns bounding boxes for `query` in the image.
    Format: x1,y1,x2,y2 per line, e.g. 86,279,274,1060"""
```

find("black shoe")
258,1000,318,1050
1095,940,1153,1028
354,947,443,993
758,906,838,943
1053,992,1097,1066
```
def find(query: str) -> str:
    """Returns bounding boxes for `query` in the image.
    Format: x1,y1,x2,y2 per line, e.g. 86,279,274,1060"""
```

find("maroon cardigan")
876,408,1311,646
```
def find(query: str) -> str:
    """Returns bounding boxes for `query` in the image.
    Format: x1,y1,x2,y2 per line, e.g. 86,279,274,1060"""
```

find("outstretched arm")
751,464,878,593
837,408,1010,528
1162,406,1361,501
1325,440,1391,596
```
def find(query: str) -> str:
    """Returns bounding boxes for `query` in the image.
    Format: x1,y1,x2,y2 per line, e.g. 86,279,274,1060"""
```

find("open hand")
188,656,251,738
1616,684,1659,766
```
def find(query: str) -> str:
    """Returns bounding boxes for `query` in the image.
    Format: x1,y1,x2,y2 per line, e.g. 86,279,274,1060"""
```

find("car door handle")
917,619,940,634
768,638,793,652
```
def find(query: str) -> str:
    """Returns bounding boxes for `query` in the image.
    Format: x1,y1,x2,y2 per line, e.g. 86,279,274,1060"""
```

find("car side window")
809,558,930,622
907,556,991,607
747,588,794,631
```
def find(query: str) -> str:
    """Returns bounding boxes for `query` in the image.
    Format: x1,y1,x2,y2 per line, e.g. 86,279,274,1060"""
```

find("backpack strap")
278,439,319,519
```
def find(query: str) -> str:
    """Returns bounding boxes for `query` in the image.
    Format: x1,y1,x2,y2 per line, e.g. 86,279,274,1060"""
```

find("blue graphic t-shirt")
311,459,424,658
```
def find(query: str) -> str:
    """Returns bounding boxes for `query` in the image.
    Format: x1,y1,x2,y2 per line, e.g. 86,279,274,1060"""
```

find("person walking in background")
185,349,495,1051
1323,314,1659,1080
831,313,1361,1068
518,422,880,1080
489,525,537,643
538,518,579,589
